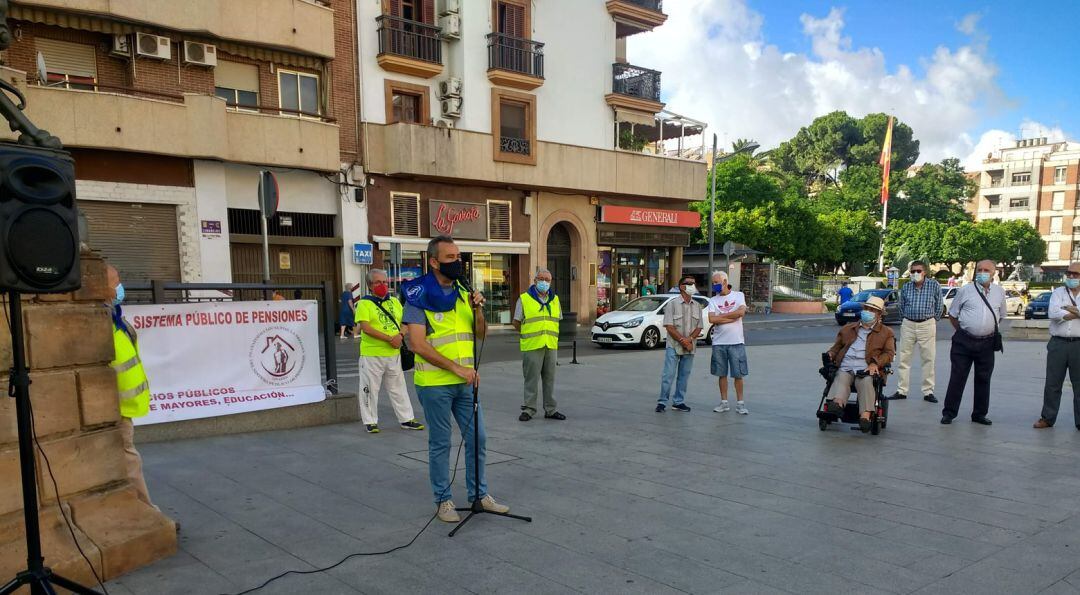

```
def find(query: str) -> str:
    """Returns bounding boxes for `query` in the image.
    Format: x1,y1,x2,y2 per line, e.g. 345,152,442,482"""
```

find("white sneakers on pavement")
437,500,460,523
713,401,749,415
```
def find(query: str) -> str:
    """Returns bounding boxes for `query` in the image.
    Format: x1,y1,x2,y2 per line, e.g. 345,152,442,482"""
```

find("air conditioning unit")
441,97,462,118
439,77,462,98
135,33,171,60
111,34,132,57
439,0,460,15
183,41,217,67
439,14,460,39
434,118,455,129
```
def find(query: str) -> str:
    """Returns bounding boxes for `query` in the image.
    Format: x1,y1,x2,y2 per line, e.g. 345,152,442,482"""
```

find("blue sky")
756,0,1077,137
628,0,1076,167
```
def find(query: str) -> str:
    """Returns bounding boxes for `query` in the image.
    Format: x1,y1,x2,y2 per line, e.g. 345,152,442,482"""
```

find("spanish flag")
879,116,894,205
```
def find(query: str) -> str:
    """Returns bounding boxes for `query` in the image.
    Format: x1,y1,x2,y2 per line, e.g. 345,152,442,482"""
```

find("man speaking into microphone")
402,236,512,523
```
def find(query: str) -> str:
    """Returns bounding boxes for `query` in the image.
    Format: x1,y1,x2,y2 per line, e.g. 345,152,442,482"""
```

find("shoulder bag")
974,286,1004,353
364,297,415,371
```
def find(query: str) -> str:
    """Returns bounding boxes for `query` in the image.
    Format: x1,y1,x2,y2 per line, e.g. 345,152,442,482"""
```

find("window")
1009,197,1029,209
383,80,430,124
1011,172,1031,186
1053,191,1065,210
1051,217,1062,235
495,0,528,37
985,196,1001,211
1055,166,1067,184
391,192,420,236
387,0,432,23
214,61,259,112
36,39,96,91
1049,241,1061,259
487,200,511,240
278,70,320,117
491,88,536,165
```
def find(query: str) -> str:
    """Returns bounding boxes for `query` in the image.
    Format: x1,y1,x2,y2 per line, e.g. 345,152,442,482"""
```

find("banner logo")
250,327,306,385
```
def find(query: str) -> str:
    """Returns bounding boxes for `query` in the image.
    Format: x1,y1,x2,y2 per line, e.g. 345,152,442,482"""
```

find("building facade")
357,0,706,324
974,137,1080,274
1,0,366,299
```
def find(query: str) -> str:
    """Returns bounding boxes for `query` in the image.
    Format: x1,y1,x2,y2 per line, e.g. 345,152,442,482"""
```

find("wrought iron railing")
500,136,531,155
376,15,442,64
621,0,663,11
487,33,544,78
612,63,661,102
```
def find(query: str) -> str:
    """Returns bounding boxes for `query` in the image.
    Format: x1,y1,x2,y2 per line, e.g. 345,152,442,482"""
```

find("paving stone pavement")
108,335,1080,595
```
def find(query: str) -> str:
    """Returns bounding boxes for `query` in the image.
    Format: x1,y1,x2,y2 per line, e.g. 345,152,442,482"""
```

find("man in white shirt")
707,270,749,414
1035,262,1080,430
941,259,1006,426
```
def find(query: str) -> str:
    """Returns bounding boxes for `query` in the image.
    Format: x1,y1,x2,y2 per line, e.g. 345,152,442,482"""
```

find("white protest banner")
124,300,325,425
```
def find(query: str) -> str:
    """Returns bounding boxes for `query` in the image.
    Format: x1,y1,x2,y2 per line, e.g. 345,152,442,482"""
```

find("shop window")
215,61,259,112
491,89,536,165
278,70,320,117
470,253,513,325
391,192,420,236
36,38,96,90
380,249,425,284
487,200,511,240
384,80,430,124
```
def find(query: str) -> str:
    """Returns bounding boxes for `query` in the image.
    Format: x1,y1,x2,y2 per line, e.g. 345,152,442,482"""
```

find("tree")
974,219,1046,276
731,138,760,154
815,209,880,272
889,158,975,224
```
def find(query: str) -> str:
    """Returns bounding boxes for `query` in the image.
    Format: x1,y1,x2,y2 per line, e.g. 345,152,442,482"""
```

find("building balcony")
606,63,664,117
486,33,544,91
375,15,443,79
362,122,704,202
10,0,334,58
0,70,339,171
606,0,667,36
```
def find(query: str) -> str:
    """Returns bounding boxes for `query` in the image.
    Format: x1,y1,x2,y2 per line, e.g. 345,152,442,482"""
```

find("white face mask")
682,284,697,295
910,272,923,283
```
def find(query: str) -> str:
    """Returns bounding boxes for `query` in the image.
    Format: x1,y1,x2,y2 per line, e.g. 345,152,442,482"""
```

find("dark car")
1025,291,1053,320
835,289,901,325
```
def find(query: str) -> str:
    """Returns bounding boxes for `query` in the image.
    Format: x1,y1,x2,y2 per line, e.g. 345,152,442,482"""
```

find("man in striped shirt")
891,261,944,403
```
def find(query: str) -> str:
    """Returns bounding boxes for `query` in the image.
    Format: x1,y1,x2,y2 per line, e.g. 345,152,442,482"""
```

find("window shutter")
392,193,420,236
423,0,434,24
487,201,511,240
35,38,96,79
387,0,402,17
215,61,259,93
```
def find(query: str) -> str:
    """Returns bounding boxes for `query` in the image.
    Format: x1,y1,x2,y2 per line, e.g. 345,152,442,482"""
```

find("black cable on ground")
224,299,488,595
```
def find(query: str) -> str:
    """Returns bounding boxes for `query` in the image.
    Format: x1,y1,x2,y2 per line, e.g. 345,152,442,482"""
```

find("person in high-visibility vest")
106,265,155,507
354,267,424,434
401,236,511,524
512,267,565,422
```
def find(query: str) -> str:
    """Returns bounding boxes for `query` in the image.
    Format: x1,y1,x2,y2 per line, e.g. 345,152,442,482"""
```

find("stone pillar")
0,252,176,588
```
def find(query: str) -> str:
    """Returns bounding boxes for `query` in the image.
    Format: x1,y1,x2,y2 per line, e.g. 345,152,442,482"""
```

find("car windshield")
852,290,889,302
941,288,951,296
618,296,668,312
1035,292,1052,302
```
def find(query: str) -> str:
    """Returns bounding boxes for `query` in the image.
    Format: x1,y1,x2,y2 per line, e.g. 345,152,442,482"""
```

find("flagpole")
878,198,888,273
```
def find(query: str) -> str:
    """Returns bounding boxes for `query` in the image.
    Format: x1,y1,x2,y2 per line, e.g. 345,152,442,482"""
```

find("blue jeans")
658,346,694,405
416,383,487,505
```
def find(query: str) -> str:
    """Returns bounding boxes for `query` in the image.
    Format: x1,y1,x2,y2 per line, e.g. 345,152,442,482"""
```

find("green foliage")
618,129,648,152
889,158,975,224
883,218,1045,272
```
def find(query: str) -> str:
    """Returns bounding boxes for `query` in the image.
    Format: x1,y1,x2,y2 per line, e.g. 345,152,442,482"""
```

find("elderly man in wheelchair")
818,295,896,434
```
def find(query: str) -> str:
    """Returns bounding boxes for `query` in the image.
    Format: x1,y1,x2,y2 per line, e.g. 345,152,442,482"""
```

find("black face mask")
437,259,465,280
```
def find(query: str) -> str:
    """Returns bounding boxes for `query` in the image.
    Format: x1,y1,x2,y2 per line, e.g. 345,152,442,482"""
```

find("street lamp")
707,137,760,296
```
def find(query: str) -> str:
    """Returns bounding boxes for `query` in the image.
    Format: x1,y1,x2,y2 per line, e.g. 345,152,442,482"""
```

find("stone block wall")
0,252,176,590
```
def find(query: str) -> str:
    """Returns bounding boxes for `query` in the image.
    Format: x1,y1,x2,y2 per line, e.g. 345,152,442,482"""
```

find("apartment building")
974,137,1080,273
357,0,706,324
0,0,366,295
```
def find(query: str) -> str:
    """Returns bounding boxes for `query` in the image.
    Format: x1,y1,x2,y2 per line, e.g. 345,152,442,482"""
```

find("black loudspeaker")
0,144,80,293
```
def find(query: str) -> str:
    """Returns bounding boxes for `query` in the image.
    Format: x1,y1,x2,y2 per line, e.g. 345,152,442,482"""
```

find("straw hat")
863,296,886,313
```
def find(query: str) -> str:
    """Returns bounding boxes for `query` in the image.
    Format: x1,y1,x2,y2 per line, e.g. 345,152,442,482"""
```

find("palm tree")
731,138,759,155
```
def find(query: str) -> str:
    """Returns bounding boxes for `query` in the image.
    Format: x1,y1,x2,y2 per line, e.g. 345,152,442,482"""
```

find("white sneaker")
735,402,749,415
437,500,460,523
713,401,730,413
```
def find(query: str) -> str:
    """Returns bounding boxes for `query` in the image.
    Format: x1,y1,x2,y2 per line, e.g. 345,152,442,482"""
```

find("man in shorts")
708,270,749,414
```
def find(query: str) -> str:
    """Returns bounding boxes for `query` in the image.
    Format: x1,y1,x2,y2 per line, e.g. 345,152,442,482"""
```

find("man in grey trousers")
514,268,566,422
1035,262,1080,430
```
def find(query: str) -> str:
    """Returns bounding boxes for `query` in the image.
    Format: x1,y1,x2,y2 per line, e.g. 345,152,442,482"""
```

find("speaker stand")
0,291,101,595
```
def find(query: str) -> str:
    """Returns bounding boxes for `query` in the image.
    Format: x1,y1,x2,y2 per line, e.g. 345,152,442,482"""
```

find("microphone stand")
449,278,532,537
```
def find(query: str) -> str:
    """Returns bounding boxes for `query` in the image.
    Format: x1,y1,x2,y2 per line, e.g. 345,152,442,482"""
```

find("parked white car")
941,286,1024,316
591,293,715,349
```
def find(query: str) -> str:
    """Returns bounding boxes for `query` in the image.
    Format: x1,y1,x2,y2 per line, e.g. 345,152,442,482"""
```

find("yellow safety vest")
414,289,476,386
519,292,561,351
111,322,150,418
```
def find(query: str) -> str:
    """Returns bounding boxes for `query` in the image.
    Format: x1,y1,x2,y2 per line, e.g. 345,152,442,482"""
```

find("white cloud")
956,13,981,36
627,0,1003,164
963,120,1070,170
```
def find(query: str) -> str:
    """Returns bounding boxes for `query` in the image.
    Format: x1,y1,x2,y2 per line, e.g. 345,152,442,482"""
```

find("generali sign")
600,205,701,228
429,200,488,240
